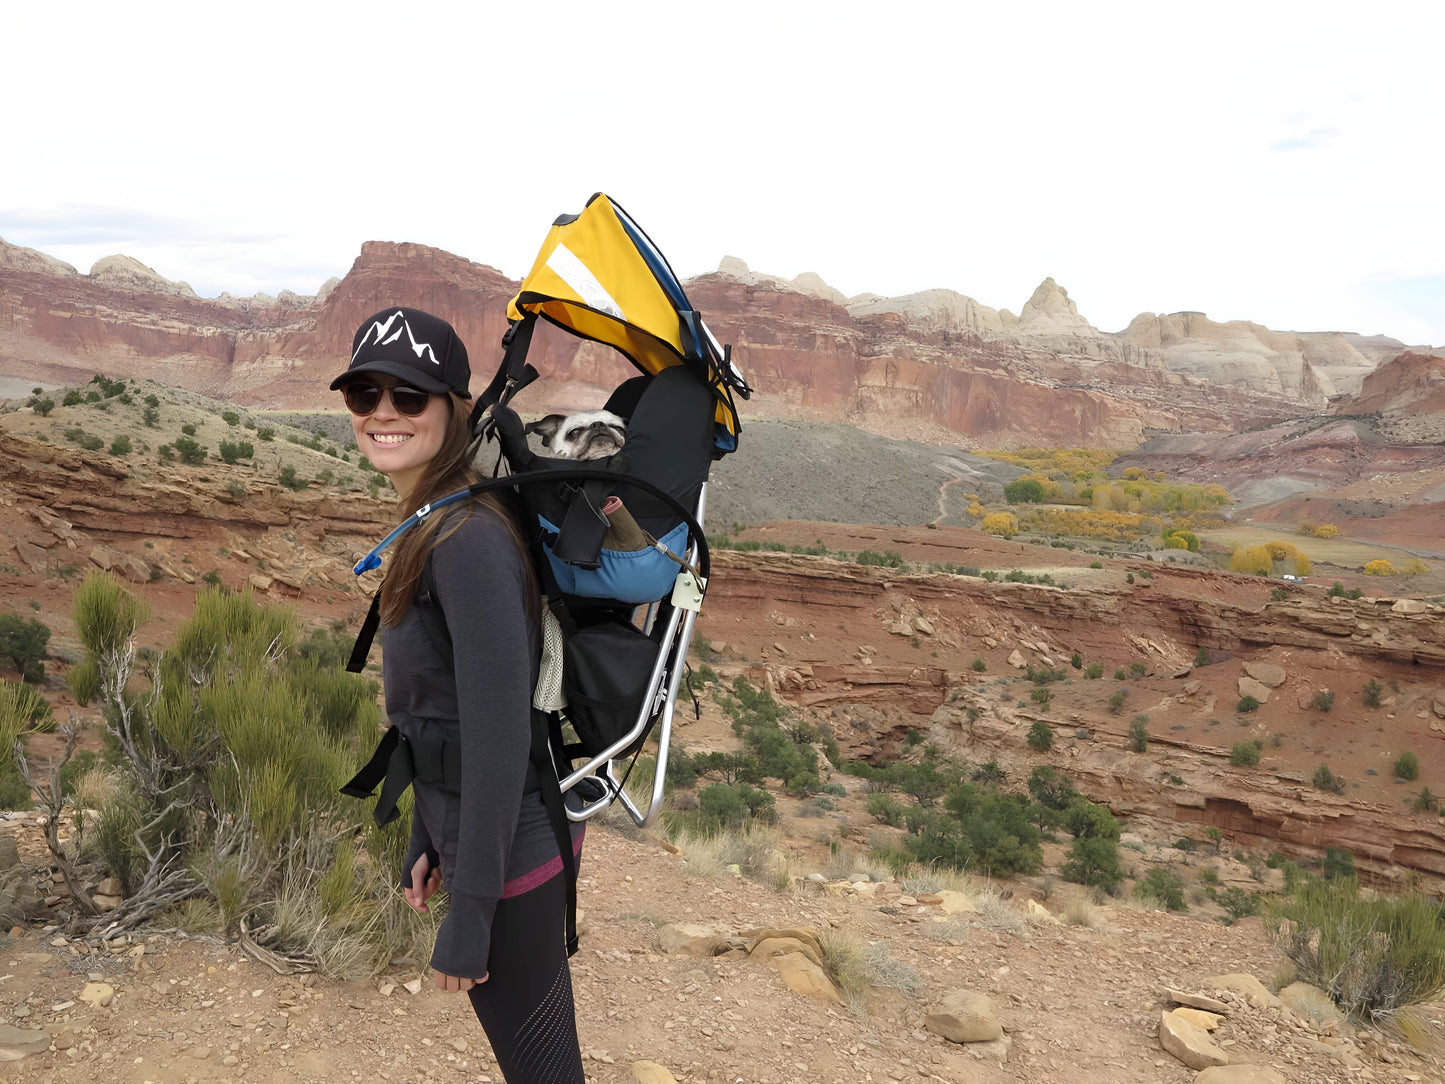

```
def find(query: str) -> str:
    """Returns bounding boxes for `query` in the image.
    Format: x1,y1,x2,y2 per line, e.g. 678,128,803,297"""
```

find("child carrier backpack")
342,193,750,953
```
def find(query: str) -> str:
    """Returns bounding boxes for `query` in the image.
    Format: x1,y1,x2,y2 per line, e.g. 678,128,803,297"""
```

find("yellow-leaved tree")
1363,559,1397,576
1296,553,1311,575
979,512,1017,539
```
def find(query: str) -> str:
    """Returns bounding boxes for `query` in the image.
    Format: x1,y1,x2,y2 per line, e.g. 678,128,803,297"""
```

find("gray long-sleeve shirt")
381,503,579,978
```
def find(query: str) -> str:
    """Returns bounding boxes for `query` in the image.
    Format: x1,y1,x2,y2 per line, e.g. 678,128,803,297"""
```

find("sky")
4,1,1443,346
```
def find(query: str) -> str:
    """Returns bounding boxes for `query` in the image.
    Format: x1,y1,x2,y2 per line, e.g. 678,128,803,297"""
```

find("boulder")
1391,598,1428,614
656,924,722,957
1172,1007,1222,1031
918,889,977,914
1025,899,1059,924
1236,676,1273,704
924,990,1002,1043
1242,662,1287,688
1159,1009,1231,1070
79,982,115,1007
1277,982,1344,1026
1204,973,1282,1010
0,1023,52,1059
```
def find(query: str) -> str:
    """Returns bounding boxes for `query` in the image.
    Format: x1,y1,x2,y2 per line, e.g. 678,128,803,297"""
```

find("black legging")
467,872,585,1084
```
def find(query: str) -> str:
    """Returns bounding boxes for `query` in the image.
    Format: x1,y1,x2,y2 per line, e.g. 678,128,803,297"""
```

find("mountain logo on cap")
353,310,442,366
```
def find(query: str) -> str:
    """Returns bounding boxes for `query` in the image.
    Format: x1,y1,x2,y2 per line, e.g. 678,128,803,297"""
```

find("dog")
525,410,627,460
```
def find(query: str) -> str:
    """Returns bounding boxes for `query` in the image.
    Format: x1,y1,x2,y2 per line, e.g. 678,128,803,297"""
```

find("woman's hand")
431,969,489,993
403,853,443,914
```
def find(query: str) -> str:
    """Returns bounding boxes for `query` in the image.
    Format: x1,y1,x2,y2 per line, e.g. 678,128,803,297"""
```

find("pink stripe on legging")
501,828,585,899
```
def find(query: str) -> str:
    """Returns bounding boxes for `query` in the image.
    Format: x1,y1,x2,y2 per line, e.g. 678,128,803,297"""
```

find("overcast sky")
5,1,1442,346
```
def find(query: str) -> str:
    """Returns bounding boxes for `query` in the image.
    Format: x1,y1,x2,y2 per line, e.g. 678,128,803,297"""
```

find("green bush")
172,436,207,464
222,411,240,426
1322,847,1355,880
867,792,906,827
0,614,50,683
1002,478,1046,504
899,782,1042,877
1312,690,1335,712
1107,690,1128,714
1030,687,1053,707
219,439,255,464
257,427,275,442
1231,742,1261,767
1128,715,1149,753
1084,663,1103,679
31,397,54,416
1194,647,1211,667
1237,695,1260,713
278,466,308,491
109,435,131,456
1411,787,1438,814
1133,867,1186,910
1026,720,1053,752
1394,751,1419,781
1265,876,1445,1023
971,657,986,672
855,550,903,568
1314,763,1344,794
1362,679,1383,708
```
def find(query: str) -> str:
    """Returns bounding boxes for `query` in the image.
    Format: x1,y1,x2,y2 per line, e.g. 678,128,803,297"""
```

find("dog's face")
525,410,627,460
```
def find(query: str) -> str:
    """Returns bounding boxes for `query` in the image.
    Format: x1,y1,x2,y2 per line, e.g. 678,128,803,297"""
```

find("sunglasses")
342,382,433,417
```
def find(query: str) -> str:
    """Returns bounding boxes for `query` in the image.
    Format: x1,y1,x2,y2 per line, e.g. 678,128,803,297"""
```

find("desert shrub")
1113,668,1127,681
222,411,240,426
109,435,131,456
855,549,903,568
1128,662,1146,679
1393,752,1419,782
1030,688,1053,707
867,792,906,827
62,389,83,406
172,435,206,464
1362,679,1383,708
1322,847,1355,880
1107,690,1128,714
1314,524,1339,538
1217,886,1260,924
1070,652,1082,669
0,614,50,684
51,574,415,973
219,439,255,464
693,782,777,831
1314,763,1345,794
278,466,308,491
1312,690,1335,712
971,657,986,672
1194,647,1211,667
257,427,275,442
1231,742,1261,767
1027,666,1066,685
1412,787,1439,813
1128,715,1149,753
1363,560,1396,576
1026,720,1053,752
719,677,821,794
1271,587,1290,602
1265,876,1445,1023
1084,663,1103,679
1237,695,1260,713
31,397,54,416
899,782,1042,877
67,657,101,706
1133,867,1186,910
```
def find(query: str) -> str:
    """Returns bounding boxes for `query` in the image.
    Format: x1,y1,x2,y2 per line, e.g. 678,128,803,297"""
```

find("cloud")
1269,127,1341,152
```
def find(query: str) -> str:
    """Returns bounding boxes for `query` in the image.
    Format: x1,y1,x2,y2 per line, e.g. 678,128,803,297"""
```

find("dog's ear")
524,414,566,448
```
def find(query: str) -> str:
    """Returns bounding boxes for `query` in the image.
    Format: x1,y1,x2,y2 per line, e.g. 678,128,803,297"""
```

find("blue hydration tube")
352,488,476,574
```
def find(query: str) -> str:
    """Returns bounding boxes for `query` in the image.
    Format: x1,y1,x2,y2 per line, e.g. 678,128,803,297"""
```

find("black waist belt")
341,726,461,828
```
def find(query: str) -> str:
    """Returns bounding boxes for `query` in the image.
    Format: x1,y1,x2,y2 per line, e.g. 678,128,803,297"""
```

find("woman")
334,306,586,1083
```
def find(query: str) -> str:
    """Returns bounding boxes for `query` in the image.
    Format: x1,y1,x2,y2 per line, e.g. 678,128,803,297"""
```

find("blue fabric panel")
539,516,688,604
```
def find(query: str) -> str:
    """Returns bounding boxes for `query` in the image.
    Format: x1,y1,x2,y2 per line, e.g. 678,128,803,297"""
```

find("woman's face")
345,377,450,496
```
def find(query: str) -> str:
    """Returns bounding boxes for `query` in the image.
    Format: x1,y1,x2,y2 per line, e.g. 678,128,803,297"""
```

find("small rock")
1241,662,1286,688
402,978,423,995
1204,973,1283,1010
450,1038,468,1052
79,982,115,1008
95,877,124,896
656,924,722,957
1172,1007,1222,1031
924,990,1002,1043
1195,1067,1287,1084
631,1061,679,1084
1167,989,1231,1014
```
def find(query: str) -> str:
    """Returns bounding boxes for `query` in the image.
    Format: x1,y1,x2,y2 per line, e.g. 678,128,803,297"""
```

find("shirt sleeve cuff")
430,892,495,979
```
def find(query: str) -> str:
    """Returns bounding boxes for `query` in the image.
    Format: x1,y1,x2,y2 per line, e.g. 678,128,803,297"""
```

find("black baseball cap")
331,307,473,397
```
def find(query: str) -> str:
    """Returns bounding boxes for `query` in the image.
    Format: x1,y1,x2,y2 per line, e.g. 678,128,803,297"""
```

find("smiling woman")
333,306,587,1083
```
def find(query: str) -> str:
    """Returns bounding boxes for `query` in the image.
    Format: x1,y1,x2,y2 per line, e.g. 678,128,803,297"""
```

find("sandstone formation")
707,550,1445,888
1,234,1429,448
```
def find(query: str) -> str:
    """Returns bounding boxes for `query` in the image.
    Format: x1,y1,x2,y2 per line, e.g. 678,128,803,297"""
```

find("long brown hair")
378,393,534,626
